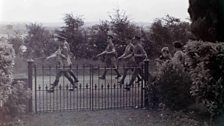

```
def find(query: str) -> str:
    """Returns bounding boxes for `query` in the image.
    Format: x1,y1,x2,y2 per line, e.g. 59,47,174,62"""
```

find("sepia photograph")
0,0,224,126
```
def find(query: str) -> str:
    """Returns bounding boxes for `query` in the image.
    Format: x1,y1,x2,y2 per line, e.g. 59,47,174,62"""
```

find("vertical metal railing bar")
41,65,44,112
140,65,144,108
48,65,51,111
34,64,37,113
62,65,65,111
55,65,58,111
88,65,90,110
113,83,115,108
59,84,61,112
76,65,79,110
91,65,94,110
110,67,112,108
134,74,137,107
69,65,72,110
104,66,106,105
82,68,85,109
45,66,48,111
97,65,101,109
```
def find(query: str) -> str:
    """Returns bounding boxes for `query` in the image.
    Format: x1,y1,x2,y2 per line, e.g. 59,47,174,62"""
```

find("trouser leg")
114,68,121,76
139,64,145,80
128,67,140,86
119,68,128,84
112,62,121,77
101,69,107,78
68,70,79,82
64,72,74,85
52,71,64,87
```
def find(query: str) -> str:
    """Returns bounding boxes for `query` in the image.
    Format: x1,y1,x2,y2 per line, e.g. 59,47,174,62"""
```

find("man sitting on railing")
46,37,79,93
124,35,148,90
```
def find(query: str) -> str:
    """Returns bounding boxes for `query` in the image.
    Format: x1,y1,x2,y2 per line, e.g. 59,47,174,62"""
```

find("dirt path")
23,109,166,126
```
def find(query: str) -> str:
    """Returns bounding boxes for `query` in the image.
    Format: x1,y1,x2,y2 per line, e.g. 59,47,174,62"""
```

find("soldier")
96,34,121,79
117,36,141,84
124,36,148,90
46,38,79,93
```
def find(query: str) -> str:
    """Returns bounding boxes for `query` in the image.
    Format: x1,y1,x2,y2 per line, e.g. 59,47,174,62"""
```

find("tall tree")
56,13,85,58
24,23,56,58
109,9,140,55
188,0,224,42
146,15,191,57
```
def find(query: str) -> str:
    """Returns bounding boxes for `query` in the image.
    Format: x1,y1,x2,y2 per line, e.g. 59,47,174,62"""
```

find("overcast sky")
0,0,189,23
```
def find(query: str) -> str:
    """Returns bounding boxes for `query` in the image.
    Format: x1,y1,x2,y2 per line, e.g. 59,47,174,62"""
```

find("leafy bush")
0,41,15,109
148,60,193,110
185,41,224,116
0,41,31,125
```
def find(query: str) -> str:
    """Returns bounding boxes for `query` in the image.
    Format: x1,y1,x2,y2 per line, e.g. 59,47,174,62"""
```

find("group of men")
46,32,148,92
95,34,148,90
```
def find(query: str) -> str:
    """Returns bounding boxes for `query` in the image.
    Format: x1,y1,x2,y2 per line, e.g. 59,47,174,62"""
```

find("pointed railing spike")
94,84,97,89
66,85,69,90
38,85,41,90
107,84,110,89
79,84,82,89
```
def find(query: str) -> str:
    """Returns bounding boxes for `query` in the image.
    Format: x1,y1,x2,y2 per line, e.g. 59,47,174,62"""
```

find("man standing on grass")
117,36,141,85
124,36,148,90
96,32,121,79
46,37,79,93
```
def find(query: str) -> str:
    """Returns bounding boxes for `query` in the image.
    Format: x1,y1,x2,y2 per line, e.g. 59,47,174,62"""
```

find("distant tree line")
9,9,191,60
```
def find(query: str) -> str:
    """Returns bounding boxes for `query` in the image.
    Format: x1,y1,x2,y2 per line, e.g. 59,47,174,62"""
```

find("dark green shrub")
151,60,193,110
0,41,31,125
185,41,224,116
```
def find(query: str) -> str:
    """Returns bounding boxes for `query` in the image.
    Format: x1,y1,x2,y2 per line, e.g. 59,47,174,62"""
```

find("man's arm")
118,53,125,60
46,50,59,60
96,51,107,57
105,48,116,55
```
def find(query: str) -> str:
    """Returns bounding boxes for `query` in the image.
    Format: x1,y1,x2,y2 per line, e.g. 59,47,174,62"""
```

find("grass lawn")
22,109,167,126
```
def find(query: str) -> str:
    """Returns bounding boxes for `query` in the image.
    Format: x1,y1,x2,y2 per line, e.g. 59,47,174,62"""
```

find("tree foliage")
0,41,30,125
109,9,141,55
56,13,86,58
88,21,109,56
185,41,224,116
8,36,23,55
146,15,191,57
24,23,56,58
188,0,224,42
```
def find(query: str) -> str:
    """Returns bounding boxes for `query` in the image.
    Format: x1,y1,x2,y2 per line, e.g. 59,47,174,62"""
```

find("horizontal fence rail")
30,63,146,113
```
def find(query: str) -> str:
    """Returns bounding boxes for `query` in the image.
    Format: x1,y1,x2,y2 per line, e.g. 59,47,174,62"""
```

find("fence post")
27,59,34,113
143,59,149,108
